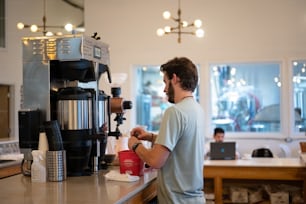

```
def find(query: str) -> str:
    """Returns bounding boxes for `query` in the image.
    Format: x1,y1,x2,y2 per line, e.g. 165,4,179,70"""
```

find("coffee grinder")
108,73,133,138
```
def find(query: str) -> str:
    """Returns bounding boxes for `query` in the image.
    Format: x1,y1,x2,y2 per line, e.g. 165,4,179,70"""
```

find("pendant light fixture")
17,0,74,36
156,0,205,43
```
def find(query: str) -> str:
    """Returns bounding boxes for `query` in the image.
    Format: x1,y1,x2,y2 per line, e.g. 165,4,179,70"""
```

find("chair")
299,142,306,153
251,148,273,158
279,144,291,158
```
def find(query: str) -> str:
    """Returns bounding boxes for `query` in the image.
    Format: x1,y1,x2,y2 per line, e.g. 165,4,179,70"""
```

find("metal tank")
57,87,93,131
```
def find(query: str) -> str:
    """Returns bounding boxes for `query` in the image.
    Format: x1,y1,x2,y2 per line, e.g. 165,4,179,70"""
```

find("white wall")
84,0,306,157
2,0,306,156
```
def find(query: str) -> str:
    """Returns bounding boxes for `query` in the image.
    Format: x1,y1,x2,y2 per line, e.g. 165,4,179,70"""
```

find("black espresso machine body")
20,34,112,176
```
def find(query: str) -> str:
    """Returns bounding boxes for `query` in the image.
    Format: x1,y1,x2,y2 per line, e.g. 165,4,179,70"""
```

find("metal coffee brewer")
19,34,129,176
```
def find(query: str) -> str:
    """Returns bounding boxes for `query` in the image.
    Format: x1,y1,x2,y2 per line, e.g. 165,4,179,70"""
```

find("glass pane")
135,66,170,131
134,65,200,131
292,60,306,132
210,62,281,132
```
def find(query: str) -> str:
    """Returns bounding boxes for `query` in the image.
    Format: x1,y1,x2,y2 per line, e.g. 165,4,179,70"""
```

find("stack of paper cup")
38,132,49,152
38,132,49,167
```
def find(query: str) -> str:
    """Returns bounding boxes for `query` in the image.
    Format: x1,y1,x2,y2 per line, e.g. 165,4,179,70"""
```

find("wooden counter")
203,158,306,203
0,167,157,204
0,160,21,179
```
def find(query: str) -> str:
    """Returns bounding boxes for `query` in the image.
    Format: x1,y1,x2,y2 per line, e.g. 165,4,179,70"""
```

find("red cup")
118,150,144,176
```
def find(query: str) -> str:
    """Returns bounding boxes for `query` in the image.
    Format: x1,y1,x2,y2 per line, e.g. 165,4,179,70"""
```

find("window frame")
289,58,306,139
132,64,201,132
0,0,5,48
204,60,288,140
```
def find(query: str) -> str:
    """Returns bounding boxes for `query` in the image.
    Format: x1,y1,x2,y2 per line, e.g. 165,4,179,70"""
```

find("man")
128,57,205,203
205,127,240,159
213,127,225,142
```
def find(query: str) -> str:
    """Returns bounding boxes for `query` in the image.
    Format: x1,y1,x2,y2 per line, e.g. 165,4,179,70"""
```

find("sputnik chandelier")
156,0,205,43
17,0,74,36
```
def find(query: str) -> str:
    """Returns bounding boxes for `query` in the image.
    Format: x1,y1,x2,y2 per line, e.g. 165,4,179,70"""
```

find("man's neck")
175,91,193,103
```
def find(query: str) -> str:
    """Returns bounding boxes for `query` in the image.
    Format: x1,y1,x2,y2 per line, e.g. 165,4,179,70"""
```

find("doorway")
0,85,10,139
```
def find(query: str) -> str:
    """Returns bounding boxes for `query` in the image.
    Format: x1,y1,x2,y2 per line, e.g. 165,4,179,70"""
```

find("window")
134,66,170,131
292,60,306,132
134,65,199,131
210,62,281,132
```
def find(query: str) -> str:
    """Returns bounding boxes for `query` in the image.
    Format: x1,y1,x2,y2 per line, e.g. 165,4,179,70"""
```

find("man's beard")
167,82,175,104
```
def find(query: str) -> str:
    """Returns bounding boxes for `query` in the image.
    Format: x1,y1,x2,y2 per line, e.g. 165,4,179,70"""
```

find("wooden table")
203,158,306,203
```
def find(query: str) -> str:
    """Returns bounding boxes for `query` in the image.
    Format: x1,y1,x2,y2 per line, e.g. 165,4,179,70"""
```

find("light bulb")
156,28,165,36
17,22,24,30
64,23,73,32
195,28,204,38
163,11,171,20
45,31,54,36
194,19,202,28
30,25,38,32
182,21,188,27
164,26,171,33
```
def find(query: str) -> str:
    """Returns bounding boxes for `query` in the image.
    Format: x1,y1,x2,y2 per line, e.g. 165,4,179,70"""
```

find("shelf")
203,158,306,204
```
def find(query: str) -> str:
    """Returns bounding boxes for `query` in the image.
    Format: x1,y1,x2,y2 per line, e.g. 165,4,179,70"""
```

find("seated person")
205,127,240,159
212,127,225,142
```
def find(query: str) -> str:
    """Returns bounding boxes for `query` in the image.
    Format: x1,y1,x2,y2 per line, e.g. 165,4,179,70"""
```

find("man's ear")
172,73,180,84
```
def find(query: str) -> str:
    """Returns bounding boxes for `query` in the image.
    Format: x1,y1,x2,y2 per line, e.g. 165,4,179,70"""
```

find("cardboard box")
248,189,263,204
204,193,215,200
230,187,248,203
270,192,289,204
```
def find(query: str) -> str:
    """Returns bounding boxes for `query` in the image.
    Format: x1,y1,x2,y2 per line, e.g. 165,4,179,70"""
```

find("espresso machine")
19,34,131,176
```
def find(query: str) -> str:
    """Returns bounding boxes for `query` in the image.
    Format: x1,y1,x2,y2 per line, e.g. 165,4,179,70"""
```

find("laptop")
210,142,236,160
